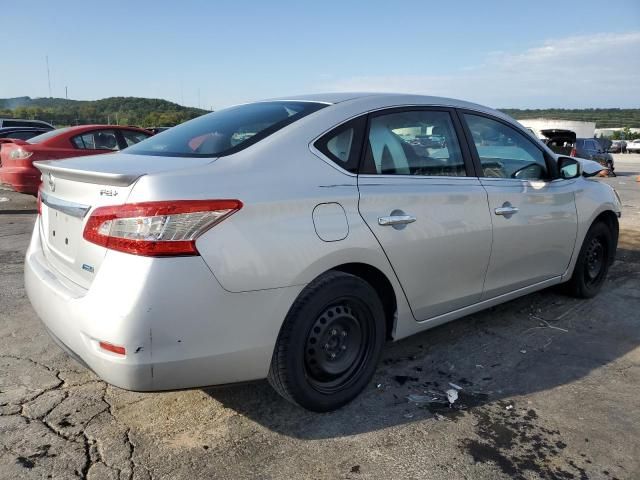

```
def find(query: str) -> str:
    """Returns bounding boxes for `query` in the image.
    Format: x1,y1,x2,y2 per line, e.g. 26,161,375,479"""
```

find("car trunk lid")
34,153,216,289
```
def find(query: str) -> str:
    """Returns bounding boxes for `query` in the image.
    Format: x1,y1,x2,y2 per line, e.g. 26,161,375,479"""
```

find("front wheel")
564,222,614,298
268,271,385,412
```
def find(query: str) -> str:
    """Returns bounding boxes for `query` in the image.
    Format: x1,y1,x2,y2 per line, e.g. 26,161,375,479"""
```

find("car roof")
266,92,491,109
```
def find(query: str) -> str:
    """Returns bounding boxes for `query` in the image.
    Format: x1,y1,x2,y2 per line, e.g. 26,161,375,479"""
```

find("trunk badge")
48,173,55,192
100,189,118,197
82,264,95,273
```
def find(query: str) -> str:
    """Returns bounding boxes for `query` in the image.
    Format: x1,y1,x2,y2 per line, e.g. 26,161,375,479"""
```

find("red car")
0,125,152,195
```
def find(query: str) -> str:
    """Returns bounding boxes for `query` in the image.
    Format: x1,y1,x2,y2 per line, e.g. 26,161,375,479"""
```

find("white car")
26,93,621,411
625,139,640,153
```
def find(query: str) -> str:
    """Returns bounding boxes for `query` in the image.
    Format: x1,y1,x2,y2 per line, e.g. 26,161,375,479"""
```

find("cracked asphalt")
1,155,639,480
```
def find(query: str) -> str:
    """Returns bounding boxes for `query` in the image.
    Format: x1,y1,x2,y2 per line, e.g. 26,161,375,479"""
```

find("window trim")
456,109,559,181
357,106,476,179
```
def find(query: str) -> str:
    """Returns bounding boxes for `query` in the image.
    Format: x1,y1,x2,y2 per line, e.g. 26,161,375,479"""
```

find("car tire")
268,271,386,412
564,222,613,298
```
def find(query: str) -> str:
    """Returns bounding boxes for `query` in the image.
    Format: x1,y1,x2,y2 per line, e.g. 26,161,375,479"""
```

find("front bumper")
24,219,302,391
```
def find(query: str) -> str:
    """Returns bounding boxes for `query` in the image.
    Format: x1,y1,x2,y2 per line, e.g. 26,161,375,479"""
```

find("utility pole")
46,55,52,98
65,86,68,99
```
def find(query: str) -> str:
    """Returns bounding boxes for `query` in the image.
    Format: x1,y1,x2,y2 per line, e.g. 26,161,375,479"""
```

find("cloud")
318,32,640,108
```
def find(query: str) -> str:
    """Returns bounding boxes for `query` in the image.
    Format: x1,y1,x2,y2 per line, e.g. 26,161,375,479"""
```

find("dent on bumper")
24,222,302,391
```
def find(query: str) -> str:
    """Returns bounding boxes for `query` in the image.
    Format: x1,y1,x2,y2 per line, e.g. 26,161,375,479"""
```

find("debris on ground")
448,382,463,390
446,389,459,405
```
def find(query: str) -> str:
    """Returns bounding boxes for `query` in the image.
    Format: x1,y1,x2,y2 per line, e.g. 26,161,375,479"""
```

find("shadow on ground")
205,230,640,442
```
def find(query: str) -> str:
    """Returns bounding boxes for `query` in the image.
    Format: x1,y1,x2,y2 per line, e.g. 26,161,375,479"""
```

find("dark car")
0,126,53,141
540,129,576,156
608,140,626,153
0,118,54,129
575,138,615,176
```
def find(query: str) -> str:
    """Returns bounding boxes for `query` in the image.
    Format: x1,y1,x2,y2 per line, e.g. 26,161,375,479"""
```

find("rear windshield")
28,127,73,144
125,101,327,158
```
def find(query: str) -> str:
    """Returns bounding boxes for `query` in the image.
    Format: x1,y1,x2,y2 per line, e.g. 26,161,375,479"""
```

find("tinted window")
363,110,466,176
314,117,365,173
464,114,548,180
126,101,327,158
121,129,152,147
27,127,73,144
1,130,43,140
71,130,120,151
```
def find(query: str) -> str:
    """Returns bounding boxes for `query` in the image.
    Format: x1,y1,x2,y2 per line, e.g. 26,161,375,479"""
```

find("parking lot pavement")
1,169,639,480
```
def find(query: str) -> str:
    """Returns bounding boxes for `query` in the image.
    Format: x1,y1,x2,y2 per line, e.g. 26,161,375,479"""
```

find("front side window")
464,114,548,180
71,130,120,151
362,110,466,176
126,101,327,158
121,129,152,147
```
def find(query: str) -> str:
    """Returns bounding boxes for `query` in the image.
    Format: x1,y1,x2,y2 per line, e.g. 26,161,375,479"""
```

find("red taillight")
83,199,242,257
570,147,577,157
99,341,126,356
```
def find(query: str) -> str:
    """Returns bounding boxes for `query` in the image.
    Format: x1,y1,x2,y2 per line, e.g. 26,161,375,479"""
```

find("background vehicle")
0,126,53,141
575,138,616,176
626,139,640,153
540,129,576,156
25,94,621,412
0,118,54,129
0,125,152,194
608,140,626,153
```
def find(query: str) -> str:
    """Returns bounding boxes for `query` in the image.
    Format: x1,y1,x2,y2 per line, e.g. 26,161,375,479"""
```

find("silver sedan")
26,93,621,411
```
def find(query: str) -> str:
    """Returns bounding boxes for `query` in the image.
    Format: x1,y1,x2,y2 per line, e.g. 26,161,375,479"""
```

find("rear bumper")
0,165,39,194
24,219,302,391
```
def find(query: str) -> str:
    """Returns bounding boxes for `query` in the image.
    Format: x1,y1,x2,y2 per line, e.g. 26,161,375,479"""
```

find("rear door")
459,111,577,299
356,107,492,321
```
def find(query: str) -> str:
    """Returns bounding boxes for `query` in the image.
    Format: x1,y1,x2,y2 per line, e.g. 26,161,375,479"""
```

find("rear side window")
126,101,327,158
362,110,466,176
314,117,366,173
72,130,120,151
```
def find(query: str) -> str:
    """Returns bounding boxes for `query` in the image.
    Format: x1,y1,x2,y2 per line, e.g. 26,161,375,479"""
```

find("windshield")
125,101,327,158
27,127,73,144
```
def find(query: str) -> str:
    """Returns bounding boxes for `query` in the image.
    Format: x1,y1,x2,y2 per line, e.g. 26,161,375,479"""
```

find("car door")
459,111,578,299
356,108,493,321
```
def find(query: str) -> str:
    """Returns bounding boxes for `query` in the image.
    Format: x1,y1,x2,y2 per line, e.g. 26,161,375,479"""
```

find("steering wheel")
512,162,544,180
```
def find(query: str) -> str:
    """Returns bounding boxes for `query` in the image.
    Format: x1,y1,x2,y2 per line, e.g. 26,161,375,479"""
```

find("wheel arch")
592,210,619,264
330,263,398,340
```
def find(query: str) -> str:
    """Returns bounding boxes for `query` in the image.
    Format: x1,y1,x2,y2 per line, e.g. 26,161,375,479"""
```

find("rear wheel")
268,271,385,412
565,222,613,298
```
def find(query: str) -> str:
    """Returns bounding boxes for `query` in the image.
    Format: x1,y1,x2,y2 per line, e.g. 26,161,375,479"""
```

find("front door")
357,108,493,321
460,112,578,299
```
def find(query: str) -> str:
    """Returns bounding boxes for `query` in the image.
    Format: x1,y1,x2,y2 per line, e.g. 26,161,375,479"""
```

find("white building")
517,119,596,139
594,127,640,138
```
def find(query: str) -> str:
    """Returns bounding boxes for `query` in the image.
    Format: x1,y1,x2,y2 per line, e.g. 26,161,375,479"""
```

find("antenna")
46,55,52,97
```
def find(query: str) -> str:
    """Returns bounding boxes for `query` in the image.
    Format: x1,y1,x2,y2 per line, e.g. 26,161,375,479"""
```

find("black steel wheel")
268,271,386,412
565,221,614,298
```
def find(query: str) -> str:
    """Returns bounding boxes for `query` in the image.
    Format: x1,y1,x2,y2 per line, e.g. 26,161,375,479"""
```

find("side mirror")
558,157,580,179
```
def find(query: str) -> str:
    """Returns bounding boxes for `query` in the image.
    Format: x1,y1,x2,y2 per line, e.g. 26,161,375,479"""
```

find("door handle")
494,206,519,216
378,214,416,226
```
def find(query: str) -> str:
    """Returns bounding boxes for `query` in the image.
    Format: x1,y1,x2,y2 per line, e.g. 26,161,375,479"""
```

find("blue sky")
1,0,639,109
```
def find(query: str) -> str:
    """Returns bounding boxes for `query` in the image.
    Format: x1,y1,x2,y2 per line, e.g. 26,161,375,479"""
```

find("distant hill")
0,96,208,127
500,108,640,129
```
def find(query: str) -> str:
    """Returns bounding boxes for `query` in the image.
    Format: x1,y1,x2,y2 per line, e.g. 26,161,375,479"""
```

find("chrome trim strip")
41,191,91,219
